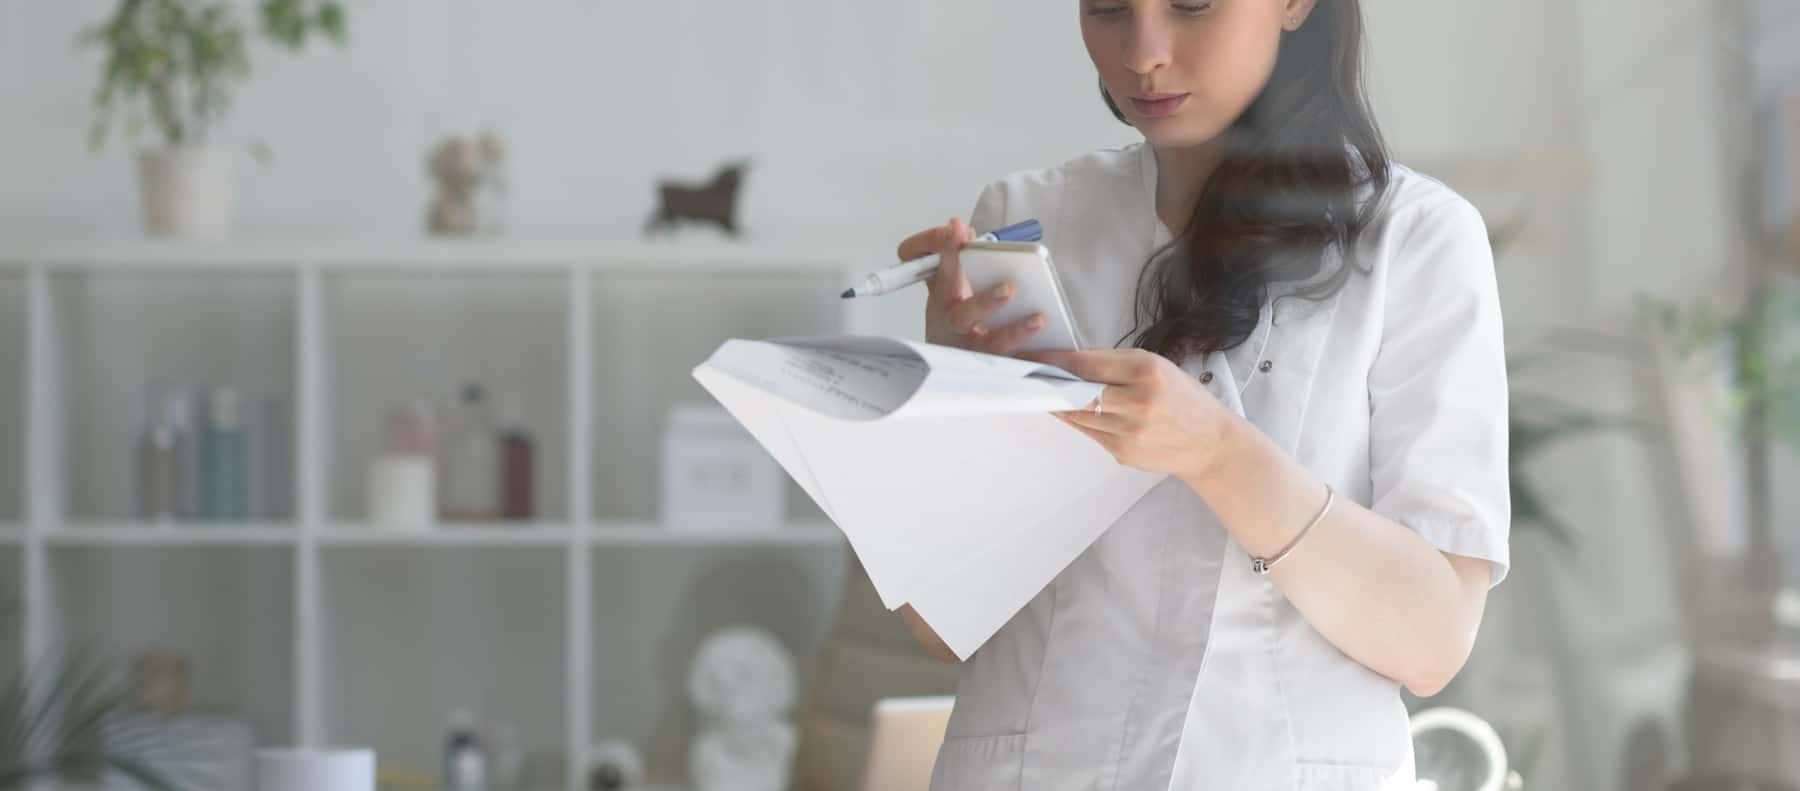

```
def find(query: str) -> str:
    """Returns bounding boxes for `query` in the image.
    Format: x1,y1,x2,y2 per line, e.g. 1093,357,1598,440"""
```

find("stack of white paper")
693,335,1166,659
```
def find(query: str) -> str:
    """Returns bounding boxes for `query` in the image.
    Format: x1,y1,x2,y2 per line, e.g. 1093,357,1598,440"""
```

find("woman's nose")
1124,16,1173,75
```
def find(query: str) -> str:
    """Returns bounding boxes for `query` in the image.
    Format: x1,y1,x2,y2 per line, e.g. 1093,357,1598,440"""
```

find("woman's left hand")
1020,348,1238,481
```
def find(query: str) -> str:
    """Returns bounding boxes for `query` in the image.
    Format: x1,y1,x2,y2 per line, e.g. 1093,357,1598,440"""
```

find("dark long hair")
1102,0,1390,358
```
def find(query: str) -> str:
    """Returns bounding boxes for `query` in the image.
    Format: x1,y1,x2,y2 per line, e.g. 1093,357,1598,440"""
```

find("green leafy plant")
0,598,189,791
1640,281,1800,577
81,0,348,151
1640,284,1800,454
0,650,184,791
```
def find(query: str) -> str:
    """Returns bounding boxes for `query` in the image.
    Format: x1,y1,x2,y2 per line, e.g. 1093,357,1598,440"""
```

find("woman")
893,1,1510,789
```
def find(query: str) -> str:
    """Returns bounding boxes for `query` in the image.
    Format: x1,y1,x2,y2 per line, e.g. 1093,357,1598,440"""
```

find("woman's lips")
1129,94,1190,118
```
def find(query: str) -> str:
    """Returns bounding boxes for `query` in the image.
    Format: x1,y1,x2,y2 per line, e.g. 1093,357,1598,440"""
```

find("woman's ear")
1281,0,1319,31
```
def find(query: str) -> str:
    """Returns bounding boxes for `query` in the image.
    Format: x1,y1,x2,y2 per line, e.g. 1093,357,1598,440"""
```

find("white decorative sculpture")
686,626,798,791
425,130,507,237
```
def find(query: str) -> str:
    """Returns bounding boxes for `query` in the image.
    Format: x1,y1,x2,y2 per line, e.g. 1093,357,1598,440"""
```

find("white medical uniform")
927,141,1511,791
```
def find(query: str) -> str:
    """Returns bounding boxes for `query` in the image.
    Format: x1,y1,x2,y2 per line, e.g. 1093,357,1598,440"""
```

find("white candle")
255,748,375,791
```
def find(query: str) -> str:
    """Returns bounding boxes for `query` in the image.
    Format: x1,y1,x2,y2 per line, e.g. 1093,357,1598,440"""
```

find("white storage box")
660,403,785,532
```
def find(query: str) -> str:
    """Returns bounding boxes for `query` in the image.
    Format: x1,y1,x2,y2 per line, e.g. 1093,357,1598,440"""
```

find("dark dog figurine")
644,159,750,238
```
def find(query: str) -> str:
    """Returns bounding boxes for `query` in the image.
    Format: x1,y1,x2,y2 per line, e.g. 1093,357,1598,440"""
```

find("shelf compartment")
0,271,25,520
47,545,295,745
318,546,567,785
588,543,847,782
322,271,569,523
51,270,297,522
590,270,844,522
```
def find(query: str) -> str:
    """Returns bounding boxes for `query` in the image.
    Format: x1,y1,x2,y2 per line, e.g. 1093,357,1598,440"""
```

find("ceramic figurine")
645,159,749,238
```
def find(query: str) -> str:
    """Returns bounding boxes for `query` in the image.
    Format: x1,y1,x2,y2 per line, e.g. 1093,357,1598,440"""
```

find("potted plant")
1,598,191,790
1641,278,1800,578
81,0,348,238
0,654,190,791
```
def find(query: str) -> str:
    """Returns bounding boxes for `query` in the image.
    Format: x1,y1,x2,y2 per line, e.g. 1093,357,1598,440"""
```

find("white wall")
5,0,1722,327
4,0,1738,315
0,0,1139,243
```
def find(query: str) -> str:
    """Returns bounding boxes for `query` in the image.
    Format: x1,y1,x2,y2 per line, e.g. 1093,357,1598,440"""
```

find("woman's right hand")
899,217,1045,354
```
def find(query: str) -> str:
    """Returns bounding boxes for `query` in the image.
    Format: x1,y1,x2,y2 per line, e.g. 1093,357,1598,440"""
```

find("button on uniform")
1199,371,1214,384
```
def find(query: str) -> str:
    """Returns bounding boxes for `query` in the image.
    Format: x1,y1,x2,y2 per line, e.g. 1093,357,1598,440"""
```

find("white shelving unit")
0,239,911,790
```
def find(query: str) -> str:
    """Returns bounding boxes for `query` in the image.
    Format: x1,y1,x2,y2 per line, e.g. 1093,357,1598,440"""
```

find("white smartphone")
956,241,1084,352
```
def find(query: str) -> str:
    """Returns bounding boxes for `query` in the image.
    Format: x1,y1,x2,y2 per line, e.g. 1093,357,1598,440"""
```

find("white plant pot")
137,146,237,238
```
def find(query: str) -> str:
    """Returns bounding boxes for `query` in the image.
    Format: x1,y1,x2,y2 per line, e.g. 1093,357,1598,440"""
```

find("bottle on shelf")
497,400,534,522
201,386,248,521
370,400,438,529
1785,90,1800,261
444,708,489,791
135,398,186,522
167,388,204,520
440,382,500,523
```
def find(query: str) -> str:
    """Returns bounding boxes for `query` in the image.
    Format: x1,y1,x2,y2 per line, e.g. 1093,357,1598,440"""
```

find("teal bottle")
201,387,247,521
